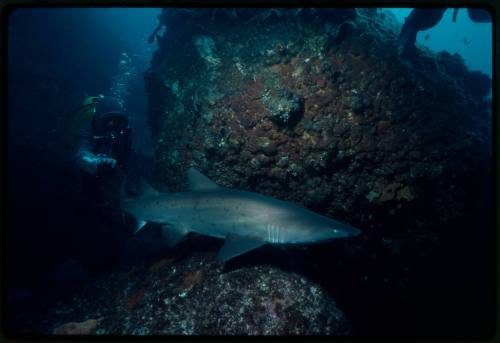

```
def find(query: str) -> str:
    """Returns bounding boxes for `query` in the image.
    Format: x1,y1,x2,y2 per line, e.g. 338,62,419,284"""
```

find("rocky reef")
142,8,493,336
10,246,350,335
146,8,491,227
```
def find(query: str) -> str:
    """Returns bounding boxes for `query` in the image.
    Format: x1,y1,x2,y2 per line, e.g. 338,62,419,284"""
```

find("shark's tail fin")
116,173,130,226
119,174,128,200
118,174,168,231
119,174,167,202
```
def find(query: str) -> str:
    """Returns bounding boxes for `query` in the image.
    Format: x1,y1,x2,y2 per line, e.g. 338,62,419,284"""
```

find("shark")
121,168,361,262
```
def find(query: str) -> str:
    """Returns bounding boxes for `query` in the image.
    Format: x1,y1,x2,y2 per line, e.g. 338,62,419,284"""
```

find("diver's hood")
94,96,124,117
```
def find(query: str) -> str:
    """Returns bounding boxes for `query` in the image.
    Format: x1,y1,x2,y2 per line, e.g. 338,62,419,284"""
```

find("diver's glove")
77,151,117,175
96,155,117,170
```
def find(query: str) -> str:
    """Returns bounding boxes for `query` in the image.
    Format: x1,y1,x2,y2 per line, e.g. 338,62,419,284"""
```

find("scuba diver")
66,95,131,210
397,8,491,59
64,94,134,273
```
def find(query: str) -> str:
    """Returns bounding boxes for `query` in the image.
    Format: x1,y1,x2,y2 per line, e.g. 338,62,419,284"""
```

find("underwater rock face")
143,8,492,335
263,89,304,126
145,8,490,235
43,251,349,335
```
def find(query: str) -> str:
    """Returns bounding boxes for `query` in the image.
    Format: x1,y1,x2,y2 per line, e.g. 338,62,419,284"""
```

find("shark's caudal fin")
127,177,164,234
119,174,128,200
119,175,130,226
217,234,266,262
188,168,221,191
121,176,164,201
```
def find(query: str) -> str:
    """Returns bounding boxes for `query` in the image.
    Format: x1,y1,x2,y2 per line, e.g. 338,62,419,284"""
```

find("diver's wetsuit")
398,8,491,59
75,98,131,220
72,96,137,273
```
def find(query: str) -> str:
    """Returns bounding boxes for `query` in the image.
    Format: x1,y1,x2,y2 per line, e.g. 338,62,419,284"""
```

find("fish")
424,34,431,41
462,38,471,45
121,168,361,262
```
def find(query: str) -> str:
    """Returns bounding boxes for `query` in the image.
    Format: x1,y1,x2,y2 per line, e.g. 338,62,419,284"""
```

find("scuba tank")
65,96,100,147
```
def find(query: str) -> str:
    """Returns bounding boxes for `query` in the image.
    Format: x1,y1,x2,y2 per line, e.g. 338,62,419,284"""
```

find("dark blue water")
8,8,159,153
7,7,160,309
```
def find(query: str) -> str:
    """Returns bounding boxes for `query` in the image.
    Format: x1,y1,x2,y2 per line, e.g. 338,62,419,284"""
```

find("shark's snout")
332,225,361,238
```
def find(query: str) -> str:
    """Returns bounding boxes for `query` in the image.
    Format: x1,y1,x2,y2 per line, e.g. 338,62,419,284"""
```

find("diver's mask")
93,112,130,141
91,96,129,140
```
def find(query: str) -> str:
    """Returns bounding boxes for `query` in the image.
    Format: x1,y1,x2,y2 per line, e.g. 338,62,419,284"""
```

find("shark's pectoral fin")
217,234,266,262
134,220,148,234
161,224,189,248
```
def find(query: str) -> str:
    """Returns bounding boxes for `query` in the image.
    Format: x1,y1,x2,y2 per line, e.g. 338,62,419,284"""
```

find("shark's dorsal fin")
188,168,220,191
140,177,160,197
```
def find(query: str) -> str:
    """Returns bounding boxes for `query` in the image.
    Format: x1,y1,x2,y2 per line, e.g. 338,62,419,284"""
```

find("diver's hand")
97,156,117,169
77,150,116,175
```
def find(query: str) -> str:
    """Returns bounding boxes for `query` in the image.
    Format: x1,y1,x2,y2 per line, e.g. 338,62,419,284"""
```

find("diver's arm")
76,139,116,175
76,148,99,175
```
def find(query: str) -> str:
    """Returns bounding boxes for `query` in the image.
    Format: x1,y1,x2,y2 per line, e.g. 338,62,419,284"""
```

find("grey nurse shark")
121,168,361,262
